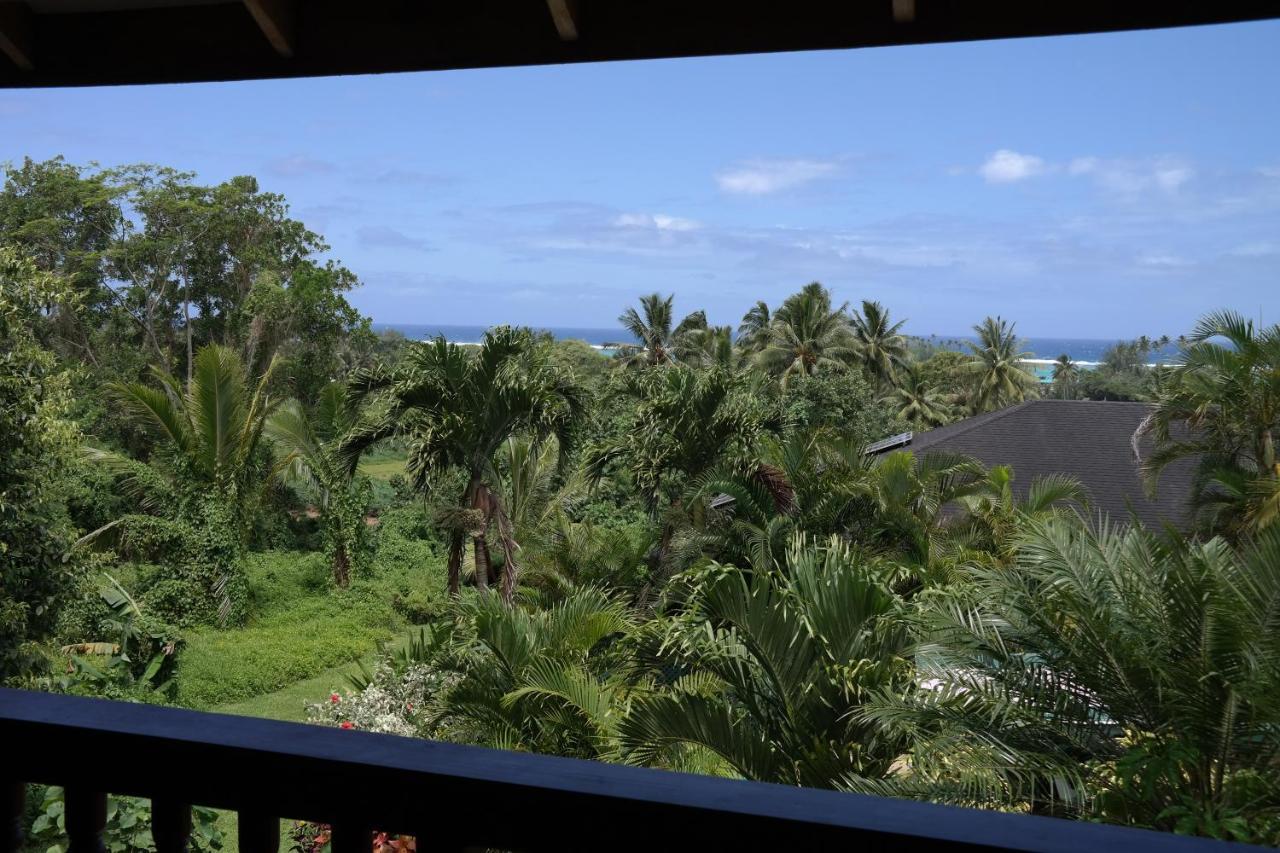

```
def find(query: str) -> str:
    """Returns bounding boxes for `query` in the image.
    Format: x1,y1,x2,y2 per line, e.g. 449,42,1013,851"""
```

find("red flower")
330,692,340,704
340,720,354,730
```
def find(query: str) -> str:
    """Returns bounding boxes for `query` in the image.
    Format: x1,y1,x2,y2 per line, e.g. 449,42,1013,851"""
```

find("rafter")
243,0,295,57
0,2,33,71
546,0,579,41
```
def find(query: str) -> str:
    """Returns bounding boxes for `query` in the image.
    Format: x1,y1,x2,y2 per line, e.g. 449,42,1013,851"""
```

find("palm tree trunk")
332,542,350,588
494,504,520,606
473,535,492,592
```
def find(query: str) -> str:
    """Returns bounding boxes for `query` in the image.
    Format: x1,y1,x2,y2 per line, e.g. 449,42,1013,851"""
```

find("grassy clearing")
359,449,407,481
176,545,445,709
212,628,421,721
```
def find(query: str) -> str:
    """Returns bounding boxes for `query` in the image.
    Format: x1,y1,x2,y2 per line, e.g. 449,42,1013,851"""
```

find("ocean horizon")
372,323,1182,367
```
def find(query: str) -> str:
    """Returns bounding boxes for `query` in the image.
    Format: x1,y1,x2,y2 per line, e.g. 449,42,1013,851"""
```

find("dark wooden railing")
0,687,1260,852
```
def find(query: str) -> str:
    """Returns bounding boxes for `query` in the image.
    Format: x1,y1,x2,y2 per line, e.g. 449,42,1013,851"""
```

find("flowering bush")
305,660,452,737
290,822,416,853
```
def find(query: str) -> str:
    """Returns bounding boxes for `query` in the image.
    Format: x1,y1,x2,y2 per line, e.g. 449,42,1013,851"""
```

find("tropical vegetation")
4,157,1279,850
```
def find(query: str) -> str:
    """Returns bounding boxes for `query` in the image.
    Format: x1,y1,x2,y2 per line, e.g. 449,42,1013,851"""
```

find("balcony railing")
0,687,1256,852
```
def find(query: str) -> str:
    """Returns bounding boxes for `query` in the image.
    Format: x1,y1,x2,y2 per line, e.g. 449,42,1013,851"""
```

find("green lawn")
359,451,407,481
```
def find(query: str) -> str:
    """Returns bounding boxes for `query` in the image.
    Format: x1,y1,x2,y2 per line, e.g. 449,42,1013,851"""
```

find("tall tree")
1051,354,1080,399
616,293,707,368
965,316,1038,413
590,365,776,586
850,299,908,387
340,327,585,603
883,363,950,427
266,383,369,586
1137,310,1280,535
0,249,83,680
0,157,123,367
758,282,857,386
736,300,772,354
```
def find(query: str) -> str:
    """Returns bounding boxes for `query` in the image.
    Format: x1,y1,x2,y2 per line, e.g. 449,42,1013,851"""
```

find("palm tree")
618,534,912,788
679,323,736,369
1051,354,1080,399
953,465,1086,564
266,383,368,587
883,363,950,427
100,344,281,622
965,316,1038,413
851,450,986,585
340,326,586,603
589,365,776,588
437,587,638,759
850,300,908,387
616,293,706,368
683,427,868,571
109,344,279,500
1137,310,1280,535
736,300,772,355
866,519,1280,839
758,282,857,386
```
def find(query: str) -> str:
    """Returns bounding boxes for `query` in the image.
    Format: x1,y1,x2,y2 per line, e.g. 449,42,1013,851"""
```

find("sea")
372,323,1182,382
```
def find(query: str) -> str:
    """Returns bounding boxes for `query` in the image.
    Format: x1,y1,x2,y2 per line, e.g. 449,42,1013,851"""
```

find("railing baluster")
63,788,107,853
329,821,370,853
2,783,24,853
152,799,192,853
418,827,469,853
237,810,280,853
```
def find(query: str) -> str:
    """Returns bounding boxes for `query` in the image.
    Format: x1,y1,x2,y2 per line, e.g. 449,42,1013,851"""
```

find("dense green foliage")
5,156,1279,848
0,249,82,679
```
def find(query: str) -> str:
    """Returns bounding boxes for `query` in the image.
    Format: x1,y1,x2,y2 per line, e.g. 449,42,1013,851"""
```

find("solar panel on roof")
864,432,913,454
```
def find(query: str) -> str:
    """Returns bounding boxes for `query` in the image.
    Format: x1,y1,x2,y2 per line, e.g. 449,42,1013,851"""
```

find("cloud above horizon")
978,149,1196,196
716,158,840,195
979,149,1046,183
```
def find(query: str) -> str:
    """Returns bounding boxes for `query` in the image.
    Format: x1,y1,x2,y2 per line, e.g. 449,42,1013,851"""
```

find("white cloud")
1067,156,1194,196
613,212,700,231
716,158,839,195
979,149,1046,183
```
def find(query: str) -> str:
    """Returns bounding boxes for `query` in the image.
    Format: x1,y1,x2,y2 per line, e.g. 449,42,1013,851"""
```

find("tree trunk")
473,535,491,592
494,504,520,606
183,269,194,385
446,532,464,597
332,542,350,588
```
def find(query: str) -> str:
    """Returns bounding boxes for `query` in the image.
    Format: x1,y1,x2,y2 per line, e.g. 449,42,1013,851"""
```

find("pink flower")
330,693,340,704
340,720,354,730
406,702,413,711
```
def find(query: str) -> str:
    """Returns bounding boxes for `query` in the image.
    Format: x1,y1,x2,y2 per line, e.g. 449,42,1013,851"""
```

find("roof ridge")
913,401,1032,449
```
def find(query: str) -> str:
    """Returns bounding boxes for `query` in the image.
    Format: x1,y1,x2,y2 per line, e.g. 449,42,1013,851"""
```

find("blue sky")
3,20,1278,338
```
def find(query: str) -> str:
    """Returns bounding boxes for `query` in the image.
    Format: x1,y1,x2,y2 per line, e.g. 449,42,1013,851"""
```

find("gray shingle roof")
882,400,1196,530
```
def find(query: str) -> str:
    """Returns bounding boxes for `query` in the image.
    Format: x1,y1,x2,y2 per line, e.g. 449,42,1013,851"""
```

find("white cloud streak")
716,158,839,195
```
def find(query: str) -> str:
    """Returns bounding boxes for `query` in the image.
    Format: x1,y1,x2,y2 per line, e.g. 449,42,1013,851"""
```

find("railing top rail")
0,688,1256,852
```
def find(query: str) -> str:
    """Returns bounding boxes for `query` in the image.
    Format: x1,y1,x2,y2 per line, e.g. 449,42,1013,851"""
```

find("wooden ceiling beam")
0,2,34,71
243,0,295,57
546,0,579,41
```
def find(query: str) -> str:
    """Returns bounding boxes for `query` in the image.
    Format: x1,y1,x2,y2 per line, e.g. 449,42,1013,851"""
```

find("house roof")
881,400,1198,529
2,1,1279,88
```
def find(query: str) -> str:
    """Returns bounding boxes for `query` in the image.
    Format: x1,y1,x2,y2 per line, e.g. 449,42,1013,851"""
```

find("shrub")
29,787,222,853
